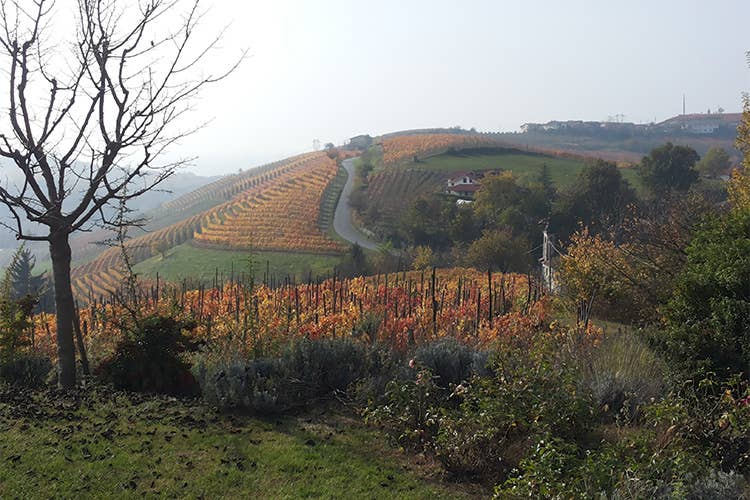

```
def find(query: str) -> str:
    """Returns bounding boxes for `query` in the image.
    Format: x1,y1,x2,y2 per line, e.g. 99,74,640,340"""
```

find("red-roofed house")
446,172,481,198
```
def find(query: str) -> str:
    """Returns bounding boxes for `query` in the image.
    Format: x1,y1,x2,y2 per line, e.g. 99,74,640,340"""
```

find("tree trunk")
50,231,76,389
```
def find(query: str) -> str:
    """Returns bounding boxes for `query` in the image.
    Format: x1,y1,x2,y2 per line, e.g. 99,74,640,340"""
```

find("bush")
194,357,284,413
364,368,444,448
582,330,667,420
282,338,371,400
648,374,750,475
434,336,592,481
351,311,382,344
496,433,705,499
96,315,200,396
361,339,492,450
0,354,51,388
662,210,750,380
686,470,747,500
412,338,487,388
194,338,379,413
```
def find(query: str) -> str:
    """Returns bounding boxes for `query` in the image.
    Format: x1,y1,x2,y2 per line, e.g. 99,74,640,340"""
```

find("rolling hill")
63,128,720,302
69,152,347,302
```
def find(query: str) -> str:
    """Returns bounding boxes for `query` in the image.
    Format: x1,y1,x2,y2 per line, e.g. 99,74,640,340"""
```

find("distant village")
521,112,742,136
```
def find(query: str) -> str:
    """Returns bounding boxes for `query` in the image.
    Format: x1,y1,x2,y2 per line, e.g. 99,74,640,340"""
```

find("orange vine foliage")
381,133,503,164
69,152,344,302
34,268,548,361
193,153,344,253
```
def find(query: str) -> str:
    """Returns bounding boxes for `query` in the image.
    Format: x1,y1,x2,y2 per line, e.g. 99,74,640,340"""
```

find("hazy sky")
170,0,750,175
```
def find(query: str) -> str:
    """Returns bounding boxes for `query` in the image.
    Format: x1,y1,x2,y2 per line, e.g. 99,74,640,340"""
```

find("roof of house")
449,184,482,193
447,171,477,181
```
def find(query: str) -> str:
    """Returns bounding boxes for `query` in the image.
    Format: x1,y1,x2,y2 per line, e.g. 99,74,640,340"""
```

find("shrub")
194,357,284,413
348,344,409,405
282,338,371,400
662,210,750,380
433,335,592,480
582,330,667,420
96,315,200,396
496,433,704,499
0,281,48,388
648,374,750,475
364,368,444,448
686,470,747,500
413,338,487,388
194,338,378,413
0,354,51,388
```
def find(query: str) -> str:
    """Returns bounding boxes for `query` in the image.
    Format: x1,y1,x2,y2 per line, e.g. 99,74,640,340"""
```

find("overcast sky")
168,0,750,175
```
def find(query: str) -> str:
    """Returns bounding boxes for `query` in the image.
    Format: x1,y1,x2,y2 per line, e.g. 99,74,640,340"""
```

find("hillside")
498,129,739,165
355,136,597,242
64,129,721,301
69,152,347,302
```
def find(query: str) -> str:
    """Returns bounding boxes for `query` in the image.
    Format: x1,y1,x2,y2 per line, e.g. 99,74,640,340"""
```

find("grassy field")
406,149,584,187
403,149,649,192
133,243,342,284
0,386,482,498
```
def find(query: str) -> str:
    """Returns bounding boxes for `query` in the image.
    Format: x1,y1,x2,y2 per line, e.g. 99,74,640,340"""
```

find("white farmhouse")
445,172,482,198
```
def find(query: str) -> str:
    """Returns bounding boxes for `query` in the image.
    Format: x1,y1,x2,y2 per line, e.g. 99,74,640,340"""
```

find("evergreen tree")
537,163,555,200
3,245,53,312
5,246,46,301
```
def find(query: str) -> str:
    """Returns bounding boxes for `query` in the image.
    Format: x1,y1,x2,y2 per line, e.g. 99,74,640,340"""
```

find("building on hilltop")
520,112,741,137
445,172,483,198
656,112,742,135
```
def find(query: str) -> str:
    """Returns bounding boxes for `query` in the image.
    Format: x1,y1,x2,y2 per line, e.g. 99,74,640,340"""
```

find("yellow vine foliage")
381,134,502,164
558,230,618,307
728,94,750,211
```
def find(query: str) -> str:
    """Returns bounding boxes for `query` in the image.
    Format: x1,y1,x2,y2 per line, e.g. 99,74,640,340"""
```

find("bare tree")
0,0,242,388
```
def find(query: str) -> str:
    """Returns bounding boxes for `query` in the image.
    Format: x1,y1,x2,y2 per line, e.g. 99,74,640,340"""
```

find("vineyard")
192,153,345,253
380,133,505,164
69,152,346,303
318,165,348,233
35,268,546,361
362,168,443,236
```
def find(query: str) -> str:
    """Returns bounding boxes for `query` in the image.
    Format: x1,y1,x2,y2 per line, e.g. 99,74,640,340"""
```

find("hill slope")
69,152,346,301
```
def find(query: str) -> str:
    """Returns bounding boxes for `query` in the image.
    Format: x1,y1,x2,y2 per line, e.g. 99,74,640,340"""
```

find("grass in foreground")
0,385,482,499
133,243,342,284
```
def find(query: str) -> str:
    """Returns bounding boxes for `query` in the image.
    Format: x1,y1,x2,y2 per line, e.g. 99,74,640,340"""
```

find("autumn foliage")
380,133,504,164
193,153,345,253
69,152,345,301
33,268,547,363
728,95,750,211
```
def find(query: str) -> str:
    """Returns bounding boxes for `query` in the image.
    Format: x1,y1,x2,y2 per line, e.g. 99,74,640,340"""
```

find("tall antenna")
683,94,686,115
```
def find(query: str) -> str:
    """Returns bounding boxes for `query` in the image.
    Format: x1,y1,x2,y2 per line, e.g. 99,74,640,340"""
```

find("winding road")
332,158,382,251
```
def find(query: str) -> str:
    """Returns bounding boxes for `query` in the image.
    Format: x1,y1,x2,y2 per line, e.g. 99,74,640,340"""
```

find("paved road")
333,158,381,251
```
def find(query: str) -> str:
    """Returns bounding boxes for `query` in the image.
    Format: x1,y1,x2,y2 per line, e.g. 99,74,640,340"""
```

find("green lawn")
401,149,652,194
0,386,481,498
403,149,584,188
133,243,342,285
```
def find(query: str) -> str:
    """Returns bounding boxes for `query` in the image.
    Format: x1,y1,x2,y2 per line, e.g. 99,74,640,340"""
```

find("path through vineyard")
333,158,381,250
